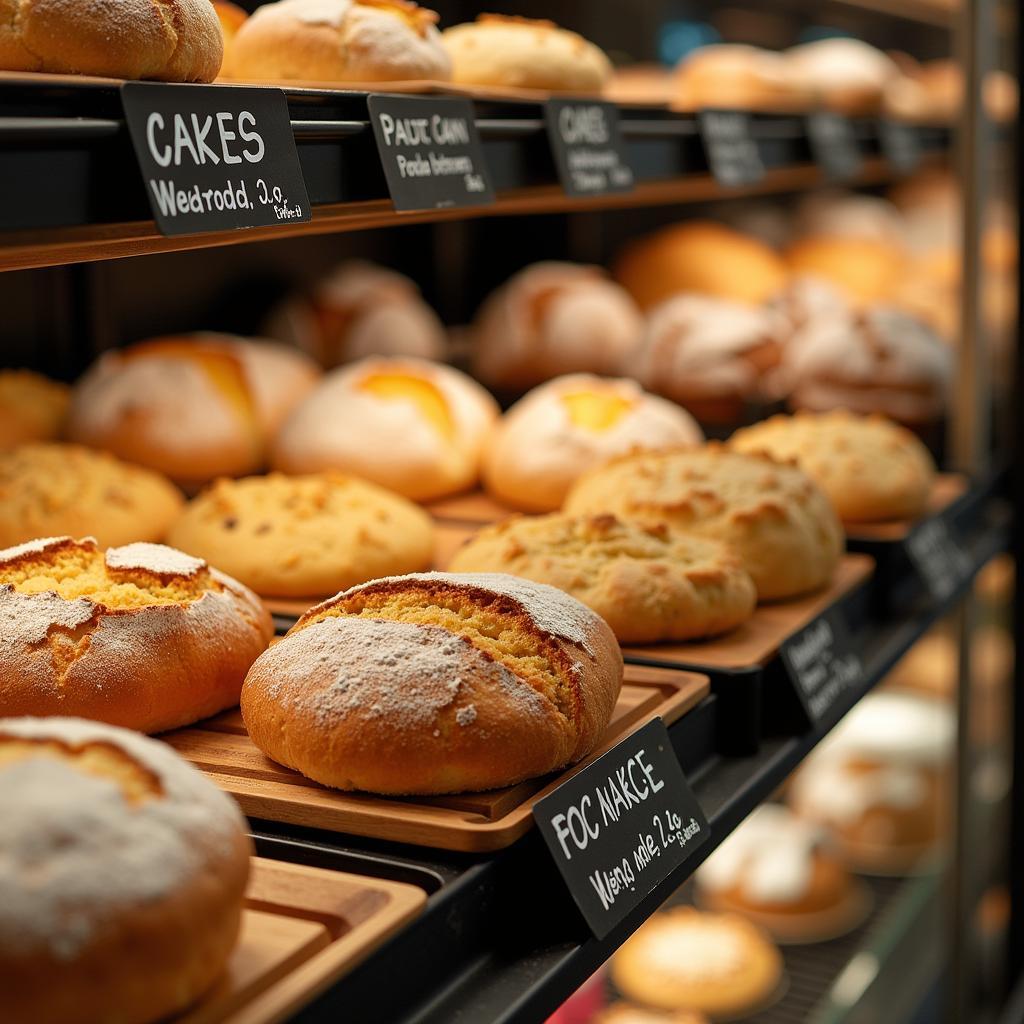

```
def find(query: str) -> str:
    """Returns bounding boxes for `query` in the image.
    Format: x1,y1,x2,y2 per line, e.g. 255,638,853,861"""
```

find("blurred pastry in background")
786,37,899,114
472,263,643,391
482,374,702,511
785,235,905,306
265,260,446,368
214,0,248,76
885,59,1019,123
672,44,812,111
793,190,907,249
0,369,69,449
594,1004,708,1024
771,275,851,334
272,356,498,501
606,64,673,104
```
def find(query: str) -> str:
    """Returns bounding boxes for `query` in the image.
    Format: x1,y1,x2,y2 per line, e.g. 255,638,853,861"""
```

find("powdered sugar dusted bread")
241,571,623,793
565,445,843,601
272,356,499,501
0,537,272,733
0,716,251,1024
0,370,69,449
472,263,644,391
482,375,702,512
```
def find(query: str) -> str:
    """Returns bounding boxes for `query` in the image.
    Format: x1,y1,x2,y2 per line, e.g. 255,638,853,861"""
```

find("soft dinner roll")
265,260,446,368
0,536,272,733
0,0,223,81
0,443,183,548
448,513,756,644
272,356,499,501
785,236,906,306
0,716,251,1024
228,0,451,83
731,410,936,522
482,374,702,512
0,369,69,449
615,221,789,311
564,445,843,601
169,472,435,598
442,15,611,94
68,334,320,488
242,571,623,794
786,37,899,114
472,262,644,391
673,44,812,111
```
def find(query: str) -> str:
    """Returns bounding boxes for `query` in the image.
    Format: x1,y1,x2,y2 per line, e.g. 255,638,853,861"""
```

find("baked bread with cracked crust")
0,536,272,732
241,571,622,793
564,445,843,601
448,513,755,643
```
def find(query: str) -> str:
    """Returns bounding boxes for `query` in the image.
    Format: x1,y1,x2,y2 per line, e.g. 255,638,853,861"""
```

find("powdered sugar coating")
104,543,205,578
0,536,79,564
0,587,96,647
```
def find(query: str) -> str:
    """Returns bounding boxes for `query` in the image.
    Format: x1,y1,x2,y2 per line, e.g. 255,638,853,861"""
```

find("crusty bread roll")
0,0,223,82
0,369,69,449
67,333,320,489
785,236,907,307
442,15,611,94
786,38,899,115
0,536,272,733
0,716,251,1024
242,572,623,793
483,374,702,511
673,44,812,111
228,0,451,83
272,356,499,501
472,262,644,391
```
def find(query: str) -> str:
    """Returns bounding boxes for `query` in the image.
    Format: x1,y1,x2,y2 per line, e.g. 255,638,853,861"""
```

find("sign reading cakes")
121,83,310,236
544,100,634,197
368,95,495,211
535,718,709,938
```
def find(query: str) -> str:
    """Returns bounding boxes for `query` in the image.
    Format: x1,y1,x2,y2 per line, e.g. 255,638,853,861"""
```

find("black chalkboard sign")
697,110,765,187
535,718,709,939
121,83,310,236
806,112,863,181
544,100,635,197
879,120,922,174
906,515,971,600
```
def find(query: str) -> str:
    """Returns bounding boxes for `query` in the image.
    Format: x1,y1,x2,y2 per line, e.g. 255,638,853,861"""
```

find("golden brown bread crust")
0,370,69,449
241,571,623,794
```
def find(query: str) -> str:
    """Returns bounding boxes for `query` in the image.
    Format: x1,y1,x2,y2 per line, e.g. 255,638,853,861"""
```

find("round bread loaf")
67,334,320,488
228,0,451,83
785,235,906,306
241,571,623,794
673,44,812,111
564,445,843,601
0,369,69,449
472,262,644,391
0,443,184,548
786,38,899,115
0,0,223,81
169,471,435,598
0,536,272,732
0,716,251,1024
448,513,756,644
730,411,936,522
272,356,499,501
442,15,611,93
482,375,702,512
794,191,907,249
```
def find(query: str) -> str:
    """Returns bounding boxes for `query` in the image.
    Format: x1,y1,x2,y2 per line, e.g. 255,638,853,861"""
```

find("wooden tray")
165,665,708,853
843,473,967,542
181,858,424,1024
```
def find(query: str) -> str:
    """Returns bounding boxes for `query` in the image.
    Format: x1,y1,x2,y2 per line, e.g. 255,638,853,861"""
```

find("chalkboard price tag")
879,120,922,174
544,100,634,197
806,111,863,181
906,515,971,600
535,718,709,939
780,607,864,723
121,83,310,237
367,94,494,211
697,109,765,187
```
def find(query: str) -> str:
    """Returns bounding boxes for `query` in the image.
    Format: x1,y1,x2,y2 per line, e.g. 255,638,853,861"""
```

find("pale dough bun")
785,236,907,307
0,369,69,449
770,275,851,337
67,334,320,489
793,190,908,249
615,221,789,311
0,536,272,733
730,410,936,523
0,0,223,81
241,571,623,794
564,444,843,601
472,262,644,391
448,513,756,644
482,374,702,512
786,38,899,115
673,44,813,111
264,260,446,368
0,716,251,1024
442,15,611,94
169,471,435,598
611,907,784,1017
228,0,451,83
0,443,184,549
272,356,499,501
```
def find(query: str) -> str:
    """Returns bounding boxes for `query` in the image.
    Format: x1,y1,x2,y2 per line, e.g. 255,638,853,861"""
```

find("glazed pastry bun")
272,356,498,500
0,716,251,1024
673,44,812,111
0,370,69,449
482,374,702,511
241,572,623,793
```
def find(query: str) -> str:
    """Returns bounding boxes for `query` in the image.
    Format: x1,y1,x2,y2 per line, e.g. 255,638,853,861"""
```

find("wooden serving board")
179,858,424,1024
165,665,708,853
843,473,967,542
